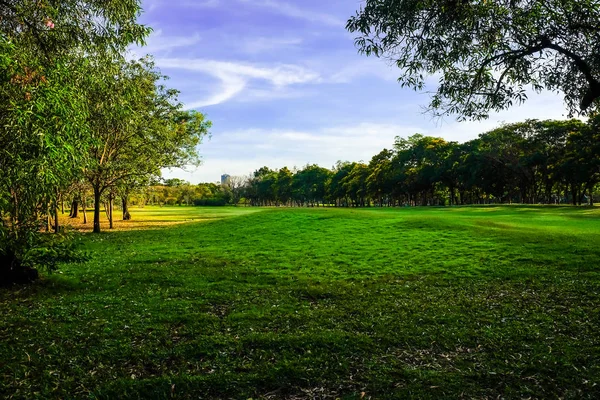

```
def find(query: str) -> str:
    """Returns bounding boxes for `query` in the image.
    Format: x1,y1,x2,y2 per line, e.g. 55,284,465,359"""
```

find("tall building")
221,174,231,185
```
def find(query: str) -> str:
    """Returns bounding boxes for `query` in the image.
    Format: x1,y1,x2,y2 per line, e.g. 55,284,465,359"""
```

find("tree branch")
542,39,598,87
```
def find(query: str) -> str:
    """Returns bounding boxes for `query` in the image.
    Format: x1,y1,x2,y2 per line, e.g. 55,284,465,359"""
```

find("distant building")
221,174,231,185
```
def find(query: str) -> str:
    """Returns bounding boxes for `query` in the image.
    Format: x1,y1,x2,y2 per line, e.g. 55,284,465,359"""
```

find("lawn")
1,206,600,399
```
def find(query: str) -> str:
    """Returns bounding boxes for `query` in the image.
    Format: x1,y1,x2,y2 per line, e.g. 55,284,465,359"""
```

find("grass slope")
1,206,600,399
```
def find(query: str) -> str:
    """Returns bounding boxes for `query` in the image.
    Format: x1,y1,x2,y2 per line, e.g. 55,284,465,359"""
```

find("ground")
1,206,600,399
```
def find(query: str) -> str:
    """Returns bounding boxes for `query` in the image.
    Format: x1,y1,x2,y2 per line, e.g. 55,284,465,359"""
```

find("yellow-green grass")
61,205,262,231
2,206,600,399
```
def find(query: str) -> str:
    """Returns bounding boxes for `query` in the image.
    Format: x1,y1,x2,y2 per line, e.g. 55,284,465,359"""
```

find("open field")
1,206,600,399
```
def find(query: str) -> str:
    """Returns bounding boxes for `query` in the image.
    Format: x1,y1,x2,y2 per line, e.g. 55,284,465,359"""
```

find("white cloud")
328,59,399,84
156,58,320,107
425,90,570,142
238,0,343,27
184,71,246,109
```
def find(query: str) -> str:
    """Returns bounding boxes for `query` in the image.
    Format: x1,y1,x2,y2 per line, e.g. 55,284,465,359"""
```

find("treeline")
239,119,599,207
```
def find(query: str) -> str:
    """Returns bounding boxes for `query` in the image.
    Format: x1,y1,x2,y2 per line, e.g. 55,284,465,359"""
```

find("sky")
134,0,571,184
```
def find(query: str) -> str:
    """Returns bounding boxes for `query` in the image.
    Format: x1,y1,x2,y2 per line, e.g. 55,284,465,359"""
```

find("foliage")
0,226,87,285
142,182,230,207
193,198,227,207
347,0,600,120
0,43,89,282
1,206,599,397
0,0,149,57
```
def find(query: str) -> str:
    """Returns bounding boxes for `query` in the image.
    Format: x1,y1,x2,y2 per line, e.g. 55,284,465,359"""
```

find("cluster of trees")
0,1,209,283
240,119,600,207
124,179,232,207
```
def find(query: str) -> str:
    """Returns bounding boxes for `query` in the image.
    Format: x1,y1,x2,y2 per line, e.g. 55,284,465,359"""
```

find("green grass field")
2,206,600,399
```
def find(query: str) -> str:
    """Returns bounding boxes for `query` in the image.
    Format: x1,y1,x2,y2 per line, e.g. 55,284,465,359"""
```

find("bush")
0,227,87,286
165,197,177,206
193,198,227,207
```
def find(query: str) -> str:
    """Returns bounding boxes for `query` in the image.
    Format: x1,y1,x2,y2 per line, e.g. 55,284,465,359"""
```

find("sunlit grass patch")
59,205,262,232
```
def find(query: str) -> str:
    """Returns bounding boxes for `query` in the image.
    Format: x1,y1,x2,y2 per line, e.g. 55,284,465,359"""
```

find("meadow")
1,206,600,399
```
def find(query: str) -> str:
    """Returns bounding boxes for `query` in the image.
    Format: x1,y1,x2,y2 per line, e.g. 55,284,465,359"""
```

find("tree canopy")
347,0,600,120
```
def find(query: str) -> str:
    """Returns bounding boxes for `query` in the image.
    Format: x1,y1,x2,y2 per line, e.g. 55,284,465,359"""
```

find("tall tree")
276,168,294,206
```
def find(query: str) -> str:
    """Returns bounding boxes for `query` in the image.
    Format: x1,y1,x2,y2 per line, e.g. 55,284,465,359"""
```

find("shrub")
0,227,87,286
193,198,227,207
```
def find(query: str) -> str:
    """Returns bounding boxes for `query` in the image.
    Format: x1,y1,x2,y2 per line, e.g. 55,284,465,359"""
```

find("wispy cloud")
185,71,246,109
133,30,202,56
193,0,220,7
238,0,343,27
156,58,320,107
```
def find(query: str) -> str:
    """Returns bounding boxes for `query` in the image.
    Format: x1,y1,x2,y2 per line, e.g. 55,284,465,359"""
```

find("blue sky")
135,0,569,183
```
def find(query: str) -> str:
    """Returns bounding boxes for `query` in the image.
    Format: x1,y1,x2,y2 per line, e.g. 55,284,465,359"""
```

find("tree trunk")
82,195,87,224
54,203,60,233
109,194,114,230
70,200,79,218
93,187,102,233
122,196,131,220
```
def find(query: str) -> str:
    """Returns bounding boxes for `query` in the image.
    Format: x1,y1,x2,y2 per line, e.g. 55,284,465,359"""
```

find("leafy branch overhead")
347,0,600,120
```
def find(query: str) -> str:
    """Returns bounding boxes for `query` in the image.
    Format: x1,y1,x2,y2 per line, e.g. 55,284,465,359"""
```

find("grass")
1,205,600,399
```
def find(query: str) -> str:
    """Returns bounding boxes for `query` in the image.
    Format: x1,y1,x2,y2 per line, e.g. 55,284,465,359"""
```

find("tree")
560,119,600,205
250,167,277,206
367,149,395,206
117,175,152,220
327,161,355,207
0,0,149,59
83,57,210,233
276,168,294,206
342,163,370,207
226,176,247,205
294,165,331,207
347,0,600,120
